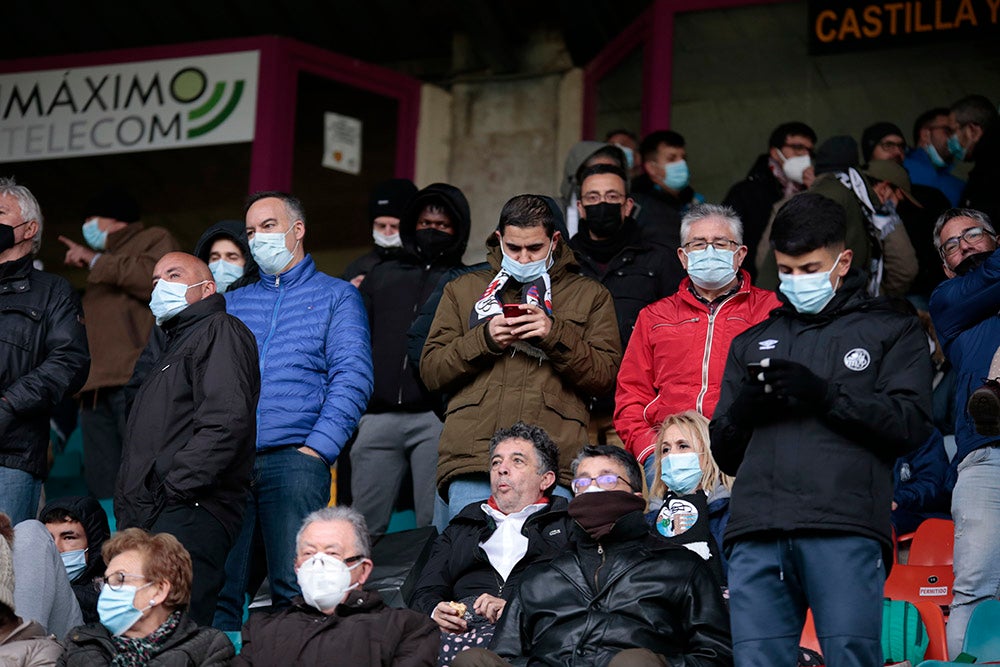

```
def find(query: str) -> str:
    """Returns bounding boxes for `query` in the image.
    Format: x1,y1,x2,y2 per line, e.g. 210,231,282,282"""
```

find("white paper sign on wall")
322,111,362,175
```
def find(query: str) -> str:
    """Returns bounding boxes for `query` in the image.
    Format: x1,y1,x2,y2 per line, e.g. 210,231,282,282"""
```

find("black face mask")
583,203,624,238
954,250,993,276
415,228,454,260
0,222,28,253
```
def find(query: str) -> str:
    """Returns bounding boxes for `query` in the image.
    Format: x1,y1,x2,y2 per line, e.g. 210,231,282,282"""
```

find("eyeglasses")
301,552,366,566
581,192,626,206
93,572,148,592
682,238,739,252
877,139,907,152
940,227,995,257
571,474,633,494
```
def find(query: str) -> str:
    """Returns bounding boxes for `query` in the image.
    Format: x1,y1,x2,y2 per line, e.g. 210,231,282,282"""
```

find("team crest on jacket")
843,348,870,371
758,339,778,351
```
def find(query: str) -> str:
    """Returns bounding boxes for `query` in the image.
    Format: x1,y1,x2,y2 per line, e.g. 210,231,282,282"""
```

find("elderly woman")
59,529,232,666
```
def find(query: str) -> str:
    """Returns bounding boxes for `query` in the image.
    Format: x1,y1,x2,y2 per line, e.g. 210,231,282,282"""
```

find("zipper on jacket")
593,543,606,591
256,279,286,448
695,293,739,414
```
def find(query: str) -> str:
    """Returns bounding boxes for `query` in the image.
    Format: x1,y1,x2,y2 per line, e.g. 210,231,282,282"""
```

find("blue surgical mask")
663,160,690,190
82,217,108,251
250,226,297,275
60,548,88,581
685,246,737,290
660,452,703,495
500,242,554,283
613,144,635,170
208,259,244,293
924,143,948,168
947,133,966,161
778,253,843,315
97,583,152,636
149,279,207,326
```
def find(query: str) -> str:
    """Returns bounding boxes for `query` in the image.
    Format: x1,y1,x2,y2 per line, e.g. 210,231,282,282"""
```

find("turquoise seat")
963,598,1000,662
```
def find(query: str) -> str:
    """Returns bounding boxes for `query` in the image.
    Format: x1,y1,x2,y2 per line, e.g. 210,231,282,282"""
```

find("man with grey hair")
234,505,438,666
928,206,1000,656
0,177,90,523
615,203,780,489
412,421,571,656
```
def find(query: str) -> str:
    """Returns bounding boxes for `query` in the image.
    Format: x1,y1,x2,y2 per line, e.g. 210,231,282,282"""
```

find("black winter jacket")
0,255,89,478
490,511,732,666
710,271,934,549
39,495,110,623
234,591,438,667
360,183,470,413
114,294,260,540
411,496,572,615
59,615,234,666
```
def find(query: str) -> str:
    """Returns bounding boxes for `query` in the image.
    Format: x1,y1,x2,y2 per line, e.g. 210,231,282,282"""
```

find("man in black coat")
412,422,570,640
455,445,732,667
0,177,90,525
351,183,470,537
569,164,683,446
114,251,260,626
710,193,933,667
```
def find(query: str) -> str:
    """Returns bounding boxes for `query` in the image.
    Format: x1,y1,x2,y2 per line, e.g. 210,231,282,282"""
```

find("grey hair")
0,177,43,254
296,506,371,559
680,203,743,245
488,421,559,488
932,208,995,254
571,445,643,493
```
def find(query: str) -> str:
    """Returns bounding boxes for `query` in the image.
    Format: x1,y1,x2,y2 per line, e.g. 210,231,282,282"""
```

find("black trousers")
151,503,232,626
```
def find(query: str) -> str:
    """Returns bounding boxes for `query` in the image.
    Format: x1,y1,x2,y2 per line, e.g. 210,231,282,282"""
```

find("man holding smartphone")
422,194,621,523
710,193,933,667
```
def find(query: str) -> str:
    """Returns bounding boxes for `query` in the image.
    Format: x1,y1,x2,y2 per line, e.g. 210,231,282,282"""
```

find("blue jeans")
728,535,884,667
444,475,573,524
0,466,41,524
948,444,1000,658
213,447,331,631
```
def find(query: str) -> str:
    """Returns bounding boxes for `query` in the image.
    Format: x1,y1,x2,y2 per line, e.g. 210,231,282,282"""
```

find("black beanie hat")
83,186,141,223
861,122,905,162
369,179,417,222
814,136,859,175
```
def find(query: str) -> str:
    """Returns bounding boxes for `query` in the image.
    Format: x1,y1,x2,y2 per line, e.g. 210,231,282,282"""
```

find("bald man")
114,252,261,625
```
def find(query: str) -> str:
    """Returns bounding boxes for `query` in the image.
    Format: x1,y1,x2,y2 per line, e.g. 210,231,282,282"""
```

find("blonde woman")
647,410,734,583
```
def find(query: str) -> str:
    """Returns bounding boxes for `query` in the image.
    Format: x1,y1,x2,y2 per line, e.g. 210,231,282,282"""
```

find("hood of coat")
399,183,471,266
193,219,259,289
39,496,110,578
561,140,609,203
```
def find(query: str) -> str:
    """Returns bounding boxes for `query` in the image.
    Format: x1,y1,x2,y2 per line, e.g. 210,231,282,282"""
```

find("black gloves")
761,359,836,411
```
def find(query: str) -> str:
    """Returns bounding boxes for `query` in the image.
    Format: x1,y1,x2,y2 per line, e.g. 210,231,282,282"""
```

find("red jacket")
614,271,780,463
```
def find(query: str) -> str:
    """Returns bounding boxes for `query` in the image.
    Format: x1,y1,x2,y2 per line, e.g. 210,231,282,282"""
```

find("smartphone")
747,361,765,382
502,304,523,318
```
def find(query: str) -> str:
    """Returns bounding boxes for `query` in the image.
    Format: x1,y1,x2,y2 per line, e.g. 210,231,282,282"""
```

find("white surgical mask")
149,279,207,326
208,260,244,293
372,229,402,248
296,554,362,612
778,152,812,185
778,253,843,315
250,226,298,275
684,246,737,290
500,243,554,283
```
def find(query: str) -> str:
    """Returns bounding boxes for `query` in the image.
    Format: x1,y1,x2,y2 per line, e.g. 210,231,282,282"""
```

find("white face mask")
372,229,402,248
778,152,812,185
296,554,362,612
148,279,207,326
250,225,298,275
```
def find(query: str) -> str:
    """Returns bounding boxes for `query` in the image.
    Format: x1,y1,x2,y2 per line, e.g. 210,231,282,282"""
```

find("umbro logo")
758,339,778,351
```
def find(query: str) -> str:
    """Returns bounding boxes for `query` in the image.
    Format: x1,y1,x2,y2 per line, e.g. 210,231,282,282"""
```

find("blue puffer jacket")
225,255,373,464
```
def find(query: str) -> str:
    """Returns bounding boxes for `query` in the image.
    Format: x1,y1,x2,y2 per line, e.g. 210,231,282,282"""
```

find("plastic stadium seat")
912,600,949,661
884,564,954,609
908,519,955,567
962,599,1000,662
800,609,821,655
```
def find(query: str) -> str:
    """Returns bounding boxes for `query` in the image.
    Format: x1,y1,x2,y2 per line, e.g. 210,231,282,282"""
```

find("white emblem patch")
758,339,778,351
843,348,870,371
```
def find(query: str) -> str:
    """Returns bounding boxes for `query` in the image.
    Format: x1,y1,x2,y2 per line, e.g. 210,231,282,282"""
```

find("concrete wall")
671,2,1000,203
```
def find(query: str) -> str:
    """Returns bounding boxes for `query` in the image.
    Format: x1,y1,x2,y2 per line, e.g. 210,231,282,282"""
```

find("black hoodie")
39,496,110,623
193,219,260,292
360,184,471,413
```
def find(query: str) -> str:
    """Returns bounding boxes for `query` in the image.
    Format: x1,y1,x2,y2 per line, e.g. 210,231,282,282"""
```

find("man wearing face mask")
454,445,732,667
723,121,817,282
193,219,259,294
569,164,683,447
0,177,90,525
233,506,439,666
215,191,373,631
115,251,260,626
711,193,933,667
928,207,1000,655
605,129,644,180
58,186,180,501
343,178,418,288
40,496,110,624
948,94,1000,224
905,109,967,207
422,194,621,522
351,183,470,537
616,204,779,491
632,130,705,221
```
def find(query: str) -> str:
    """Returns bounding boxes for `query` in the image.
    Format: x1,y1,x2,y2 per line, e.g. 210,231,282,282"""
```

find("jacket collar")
291,589,385,618
0,254,33,286
676,269,754,310
160,293,226,334
257,254,317,290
